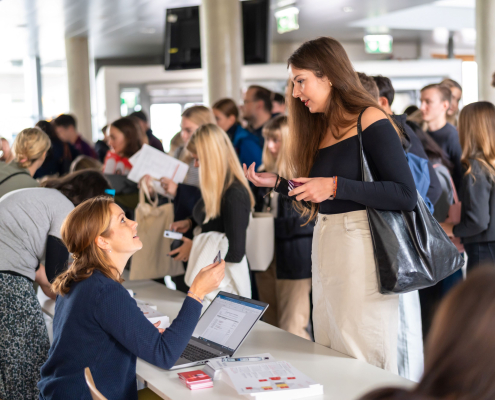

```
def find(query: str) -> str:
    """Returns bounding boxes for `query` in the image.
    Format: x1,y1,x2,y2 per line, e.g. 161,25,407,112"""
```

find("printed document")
224,361,322,395
127,144,189,196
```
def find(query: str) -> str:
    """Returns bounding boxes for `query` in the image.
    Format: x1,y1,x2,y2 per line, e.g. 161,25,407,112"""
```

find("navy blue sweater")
38,271,202,400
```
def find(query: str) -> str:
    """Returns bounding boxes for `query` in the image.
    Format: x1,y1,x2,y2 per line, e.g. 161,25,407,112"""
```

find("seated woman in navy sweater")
38,196,225,400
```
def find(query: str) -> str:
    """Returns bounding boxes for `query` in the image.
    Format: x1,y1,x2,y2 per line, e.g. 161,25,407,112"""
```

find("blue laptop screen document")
191,295,265,353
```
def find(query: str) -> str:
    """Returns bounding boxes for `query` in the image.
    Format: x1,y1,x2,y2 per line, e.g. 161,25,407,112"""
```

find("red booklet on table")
178,370,213,390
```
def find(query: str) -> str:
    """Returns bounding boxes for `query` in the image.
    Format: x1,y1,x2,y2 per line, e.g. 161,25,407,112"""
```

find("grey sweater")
453,159,495,244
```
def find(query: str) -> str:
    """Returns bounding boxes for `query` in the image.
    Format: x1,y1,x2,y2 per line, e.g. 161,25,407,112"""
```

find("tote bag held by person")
245,212,274,272
130,184,184,280
357,110,464,294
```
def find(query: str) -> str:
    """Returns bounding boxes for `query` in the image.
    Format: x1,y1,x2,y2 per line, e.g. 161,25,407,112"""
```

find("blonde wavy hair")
187,124,255,223
180,106,215,163
260,115,291,177
51,196,121,296
458,101,495,181
11,127,51,168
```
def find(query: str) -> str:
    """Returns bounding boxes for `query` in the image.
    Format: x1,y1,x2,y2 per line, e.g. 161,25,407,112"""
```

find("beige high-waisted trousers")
312,210,399,373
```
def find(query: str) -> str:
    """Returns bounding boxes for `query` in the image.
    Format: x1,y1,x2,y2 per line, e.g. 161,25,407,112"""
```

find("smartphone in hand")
288,180,303,191
213,251,221,264
164,230,183,240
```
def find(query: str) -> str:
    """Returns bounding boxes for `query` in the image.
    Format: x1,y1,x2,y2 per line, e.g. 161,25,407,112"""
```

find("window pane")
150,103,182,153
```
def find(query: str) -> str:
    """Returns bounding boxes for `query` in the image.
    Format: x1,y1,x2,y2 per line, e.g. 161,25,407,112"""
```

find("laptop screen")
191,294,266,353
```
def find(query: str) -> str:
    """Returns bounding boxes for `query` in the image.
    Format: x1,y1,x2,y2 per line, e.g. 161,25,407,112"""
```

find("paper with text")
127,144,189,196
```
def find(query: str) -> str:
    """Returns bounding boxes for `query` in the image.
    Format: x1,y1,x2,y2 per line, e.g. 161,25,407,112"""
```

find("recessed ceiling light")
342,6,354,12
139,27,156,34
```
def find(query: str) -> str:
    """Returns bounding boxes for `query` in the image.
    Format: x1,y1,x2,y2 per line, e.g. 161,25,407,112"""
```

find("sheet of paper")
224,361,319,395
137,303,170,329
127,144,189,195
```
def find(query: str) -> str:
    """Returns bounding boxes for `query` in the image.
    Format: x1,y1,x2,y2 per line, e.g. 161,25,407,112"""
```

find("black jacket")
254,186,314,280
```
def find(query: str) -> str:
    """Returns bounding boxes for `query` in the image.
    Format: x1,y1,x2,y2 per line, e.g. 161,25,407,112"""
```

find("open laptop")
171,291,268,370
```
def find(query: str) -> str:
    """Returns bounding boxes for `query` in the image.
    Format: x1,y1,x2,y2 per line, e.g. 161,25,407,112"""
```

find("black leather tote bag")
357,111,464,294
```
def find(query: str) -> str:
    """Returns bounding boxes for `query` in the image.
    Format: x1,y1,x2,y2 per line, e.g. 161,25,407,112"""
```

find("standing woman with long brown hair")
244,37,417,372
441,101,495,272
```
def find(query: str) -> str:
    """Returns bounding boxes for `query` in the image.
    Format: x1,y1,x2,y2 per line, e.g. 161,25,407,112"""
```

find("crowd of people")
1,35,495,400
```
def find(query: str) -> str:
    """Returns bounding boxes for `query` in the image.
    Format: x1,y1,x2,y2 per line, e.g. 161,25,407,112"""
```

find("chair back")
84,367,107,400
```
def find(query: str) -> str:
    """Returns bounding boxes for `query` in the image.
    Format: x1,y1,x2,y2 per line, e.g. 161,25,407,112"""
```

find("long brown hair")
212,98,240,124
286,37,399,222
360,267,495,400
458,101,495,181
51,196,121,295
110,117,142,158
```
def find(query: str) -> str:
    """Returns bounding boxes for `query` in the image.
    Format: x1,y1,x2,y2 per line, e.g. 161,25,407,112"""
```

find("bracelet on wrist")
328,176,337,200
187,290,204,304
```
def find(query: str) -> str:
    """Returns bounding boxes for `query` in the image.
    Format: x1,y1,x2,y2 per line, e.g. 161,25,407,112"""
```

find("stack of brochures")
135,299,169,329
177,370,213,390
223,360,323,399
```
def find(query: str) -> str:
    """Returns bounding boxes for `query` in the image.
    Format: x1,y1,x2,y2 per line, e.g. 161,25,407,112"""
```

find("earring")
329,82,333,87
108,250,112,253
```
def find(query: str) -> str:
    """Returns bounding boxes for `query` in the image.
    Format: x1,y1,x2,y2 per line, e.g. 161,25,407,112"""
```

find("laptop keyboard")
180,343,219,362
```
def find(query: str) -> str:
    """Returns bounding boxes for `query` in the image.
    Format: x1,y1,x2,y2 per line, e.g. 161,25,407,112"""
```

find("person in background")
373,75,442,206
130,110,164,152
0,137,13,163
128,114,149,147
254,115,313,340
441,78,463,126
0,128,50,198
35,120,80,179
53,114,97,159
70,155,103,173
420,84,463,191
170,124,254,296
94,125,110,163
360,267,495,400
357,72,379,100
103,117,142,176
169,131,184,155
242,85,273,147
404,105,418,116
0,170,111,400
245,37,417,373
213,98,262,169
272,92,286,115
442,101,495,272
158,105,215,197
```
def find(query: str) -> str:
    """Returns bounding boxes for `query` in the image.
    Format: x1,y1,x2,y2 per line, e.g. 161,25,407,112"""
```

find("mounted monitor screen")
242,0,270,64
164,6,201,70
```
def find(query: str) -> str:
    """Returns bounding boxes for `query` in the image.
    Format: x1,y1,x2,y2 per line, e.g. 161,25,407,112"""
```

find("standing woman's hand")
160,177,178,197
243,162,277,187
289,177,335,203
167,237,192,262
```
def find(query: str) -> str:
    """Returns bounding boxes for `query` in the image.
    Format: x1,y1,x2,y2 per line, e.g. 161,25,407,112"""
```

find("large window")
150,103,182,153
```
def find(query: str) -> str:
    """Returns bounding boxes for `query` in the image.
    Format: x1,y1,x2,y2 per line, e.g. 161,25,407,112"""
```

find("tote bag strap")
0,171,30,185
357,107,374,183
139,180,158,208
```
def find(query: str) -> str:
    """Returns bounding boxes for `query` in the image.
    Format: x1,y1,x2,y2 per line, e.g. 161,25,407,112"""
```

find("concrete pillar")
200,0,243,106
65,37,93,143
476,0,495,104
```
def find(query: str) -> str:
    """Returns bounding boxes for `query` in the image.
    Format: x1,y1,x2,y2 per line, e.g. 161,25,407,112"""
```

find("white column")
200,0,243,105
476,0,495,103
65,37,93,143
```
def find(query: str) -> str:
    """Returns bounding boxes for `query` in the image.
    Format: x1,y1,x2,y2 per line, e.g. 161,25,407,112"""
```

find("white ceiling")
0,0,476,63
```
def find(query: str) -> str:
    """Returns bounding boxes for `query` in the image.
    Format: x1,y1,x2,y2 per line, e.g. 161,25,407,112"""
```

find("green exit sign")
275,7,299,34
364,35,393,54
